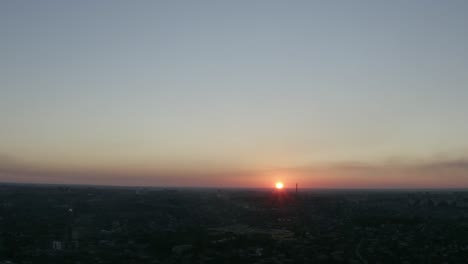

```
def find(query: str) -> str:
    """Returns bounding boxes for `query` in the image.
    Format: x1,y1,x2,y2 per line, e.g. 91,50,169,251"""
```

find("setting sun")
275,182,284,189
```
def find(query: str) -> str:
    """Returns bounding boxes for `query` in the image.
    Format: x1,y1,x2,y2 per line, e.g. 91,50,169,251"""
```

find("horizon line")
2,181,468,191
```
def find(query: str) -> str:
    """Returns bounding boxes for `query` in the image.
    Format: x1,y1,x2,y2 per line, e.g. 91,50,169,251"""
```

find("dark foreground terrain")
1,184,468,263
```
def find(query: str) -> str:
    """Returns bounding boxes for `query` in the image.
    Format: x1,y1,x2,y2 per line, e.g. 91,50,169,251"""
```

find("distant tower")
296,183,298,194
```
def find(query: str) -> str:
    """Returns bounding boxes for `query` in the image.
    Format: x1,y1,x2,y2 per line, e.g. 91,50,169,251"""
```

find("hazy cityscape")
1,184,468,263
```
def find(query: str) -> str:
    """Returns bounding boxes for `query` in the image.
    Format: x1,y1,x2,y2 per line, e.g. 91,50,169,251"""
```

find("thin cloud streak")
2,155,468,188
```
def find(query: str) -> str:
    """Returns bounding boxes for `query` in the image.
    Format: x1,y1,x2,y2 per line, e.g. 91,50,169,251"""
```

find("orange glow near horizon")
275,182,284,189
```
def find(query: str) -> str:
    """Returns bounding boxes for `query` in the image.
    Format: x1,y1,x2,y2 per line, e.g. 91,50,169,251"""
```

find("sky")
2,0,468,188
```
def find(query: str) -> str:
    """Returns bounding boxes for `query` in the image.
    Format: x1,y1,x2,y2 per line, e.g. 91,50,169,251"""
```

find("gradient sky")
2,0,468,188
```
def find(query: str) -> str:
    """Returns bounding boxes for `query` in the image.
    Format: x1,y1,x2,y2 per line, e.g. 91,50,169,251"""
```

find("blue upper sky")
2,0,468,187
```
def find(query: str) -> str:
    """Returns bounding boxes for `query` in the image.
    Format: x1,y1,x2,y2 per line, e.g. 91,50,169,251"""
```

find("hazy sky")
2,0,468,187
